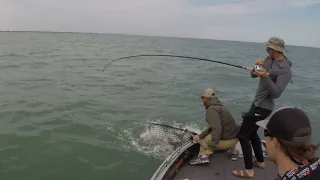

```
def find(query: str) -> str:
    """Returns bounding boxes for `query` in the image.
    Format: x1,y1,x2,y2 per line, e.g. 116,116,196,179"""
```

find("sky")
1,0,320,47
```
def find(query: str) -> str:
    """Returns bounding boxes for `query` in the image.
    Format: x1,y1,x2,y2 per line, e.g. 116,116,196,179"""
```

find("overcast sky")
1,0,320,47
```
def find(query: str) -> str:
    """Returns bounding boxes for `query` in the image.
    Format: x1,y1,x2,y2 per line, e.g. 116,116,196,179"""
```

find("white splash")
114,119,203,160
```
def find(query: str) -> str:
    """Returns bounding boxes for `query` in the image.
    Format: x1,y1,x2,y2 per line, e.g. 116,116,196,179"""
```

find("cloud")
189,0,320,16
290,0,320,7
0,0,320,47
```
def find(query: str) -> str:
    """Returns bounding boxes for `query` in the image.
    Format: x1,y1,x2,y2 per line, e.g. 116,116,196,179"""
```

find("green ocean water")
0,32,319,180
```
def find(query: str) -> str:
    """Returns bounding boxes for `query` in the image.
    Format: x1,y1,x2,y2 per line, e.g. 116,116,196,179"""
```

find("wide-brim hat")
264,37,287,53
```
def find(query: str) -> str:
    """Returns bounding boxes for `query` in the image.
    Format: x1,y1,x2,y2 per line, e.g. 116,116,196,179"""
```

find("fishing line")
102,54,255,72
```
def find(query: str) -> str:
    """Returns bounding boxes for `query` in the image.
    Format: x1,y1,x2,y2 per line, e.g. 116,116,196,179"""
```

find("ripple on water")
0,53,28,58
0,99,105,136
0,64,21,70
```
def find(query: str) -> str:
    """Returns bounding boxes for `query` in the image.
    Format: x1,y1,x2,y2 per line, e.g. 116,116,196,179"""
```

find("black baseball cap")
256,106,312,142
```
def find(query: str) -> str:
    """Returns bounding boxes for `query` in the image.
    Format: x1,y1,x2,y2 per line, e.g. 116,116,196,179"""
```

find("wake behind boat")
149,124,277,180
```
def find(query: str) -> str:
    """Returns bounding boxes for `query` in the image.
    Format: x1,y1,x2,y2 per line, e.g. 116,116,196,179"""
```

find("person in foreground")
189,88,240,165
232,37,293,178
255,107,319,180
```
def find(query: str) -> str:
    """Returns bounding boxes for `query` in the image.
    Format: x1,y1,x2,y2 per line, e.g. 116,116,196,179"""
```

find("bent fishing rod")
102,54,261,73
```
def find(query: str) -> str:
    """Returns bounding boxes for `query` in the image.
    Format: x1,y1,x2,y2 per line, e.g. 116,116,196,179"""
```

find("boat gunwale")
150,141,200,180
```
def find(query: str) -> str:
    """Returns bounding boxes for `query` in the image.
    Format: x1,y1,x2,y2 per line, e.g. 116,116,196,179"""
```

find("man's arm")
198,127,211,139
205,108,222,147
261,67,292,99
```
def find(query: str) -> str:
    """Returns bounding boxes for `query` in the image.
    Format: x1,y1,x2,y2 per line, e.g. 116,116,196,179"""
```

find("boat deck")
174,150,277,180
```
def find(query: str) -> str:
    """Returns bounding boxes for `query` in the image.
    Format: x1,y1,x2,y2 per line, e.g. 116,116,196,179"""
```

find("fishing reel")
253,64,267,73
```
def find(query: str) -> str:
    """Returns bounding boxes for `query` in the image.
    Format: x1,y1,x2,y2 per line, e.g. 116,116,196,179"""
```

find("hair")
277,127,319,161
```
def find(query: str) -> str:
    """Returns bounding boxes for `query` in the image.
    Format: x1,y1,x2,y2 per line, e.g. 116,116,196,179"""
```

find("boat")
150,140,277,180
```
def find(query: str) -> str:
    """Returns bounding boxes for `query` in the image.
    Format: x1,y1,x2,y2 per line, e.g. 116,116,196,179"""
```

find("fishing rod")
102,54,261,73
148,122,197,135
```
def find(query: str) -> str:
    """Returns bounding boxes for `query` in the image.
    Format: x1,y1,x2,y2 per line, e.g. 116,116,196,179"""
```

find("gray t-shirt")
252,57,292,110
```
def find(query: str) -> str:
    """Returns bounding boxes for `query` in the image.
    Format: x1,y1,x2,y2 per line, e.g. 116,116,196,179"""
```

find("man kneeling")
189,88,240,165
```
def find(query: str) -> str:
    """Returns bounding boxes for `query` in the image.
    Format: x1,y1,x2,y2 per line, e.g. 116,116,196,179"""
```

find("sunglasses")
266,48,273,52
264,129,273,137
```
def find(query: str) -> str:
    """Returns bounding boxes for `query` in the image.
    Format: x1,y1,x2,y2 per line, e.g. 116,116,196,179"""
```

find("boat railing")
152,141,192,178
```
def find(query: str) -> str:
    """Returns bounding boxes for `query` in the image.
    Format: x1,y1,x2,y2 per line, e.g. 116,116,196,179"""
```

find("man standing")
232,37,292,178
189,88,240,165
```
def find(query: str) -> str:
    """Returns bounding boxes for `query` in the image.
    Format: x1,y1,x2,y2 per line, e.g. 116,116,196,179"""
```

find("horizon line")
0,30,319,49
